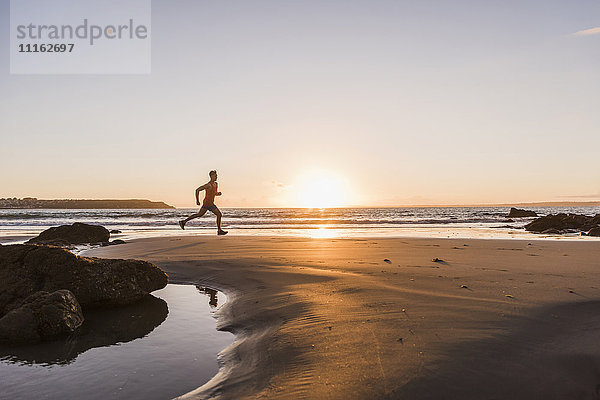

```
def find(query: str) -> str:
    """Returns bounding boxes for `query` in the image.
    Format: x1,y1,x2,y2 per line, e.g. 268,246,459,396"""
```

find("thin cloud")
559,193,600,199
571,27,600,36
265,180,293,192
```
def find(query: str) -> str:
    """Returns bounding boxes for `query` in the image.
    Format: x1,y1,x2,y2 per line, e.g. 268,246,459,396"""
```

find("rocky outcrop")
0,295,167,361
0,244,168,316
0,244,168,344
525,214,600,234
508,208,538,218
0,290,84,344
26,223,110,246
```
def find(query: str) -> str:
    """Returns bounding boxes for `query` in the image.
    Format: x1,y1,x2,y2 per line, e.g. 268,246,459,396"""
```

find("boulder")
526,214,581,232
508,208,538,218
0,244,168,315
26,223,110,246
0,290,84,344
588,227,600,237
525,214,599,234
0,294,167,362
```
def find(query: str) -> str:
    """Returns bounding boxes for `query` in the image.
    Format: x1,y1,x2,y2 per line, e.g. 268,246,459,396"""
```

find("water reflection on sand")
0,284,233,400
0,294,168,366
197,286,219,307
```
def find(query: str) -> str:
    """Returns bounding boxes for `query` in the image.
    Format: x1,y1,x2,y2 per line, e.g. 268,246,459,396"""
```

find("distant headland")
0,198,175,209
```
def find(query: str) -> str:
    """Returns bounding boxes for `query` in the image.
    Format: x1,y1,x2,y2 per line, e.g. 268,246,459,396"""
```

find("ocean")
1,206,599,244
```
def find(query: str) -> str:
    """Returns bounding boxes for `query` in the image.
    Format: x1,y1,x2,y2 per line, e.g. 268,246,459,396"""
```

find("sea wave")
1,206,599,241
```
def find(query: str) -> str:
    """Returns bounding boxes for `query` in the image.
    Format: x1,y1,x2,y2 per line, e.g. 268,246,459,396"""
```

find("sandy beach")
84,236,600,399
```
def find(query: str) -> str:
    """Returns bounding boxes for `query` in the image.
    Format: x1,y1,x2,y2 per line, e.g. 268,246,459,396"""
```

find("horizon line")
211,201,600,209
3,197,600,209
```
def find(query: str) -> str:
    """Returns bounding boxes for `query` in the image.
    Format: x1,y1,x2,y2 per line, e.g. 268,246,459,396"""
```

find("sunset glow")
296,170,349,209
1,1,599,208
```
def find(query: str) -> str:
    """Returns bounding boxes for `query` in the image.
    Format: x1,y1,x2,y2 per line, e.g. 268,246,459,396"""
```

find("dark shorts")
201,204,218,211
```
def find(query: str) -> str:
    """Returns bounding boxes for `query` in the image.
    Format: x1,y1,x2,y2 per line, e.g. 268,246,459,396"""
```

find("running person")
179,170,228,235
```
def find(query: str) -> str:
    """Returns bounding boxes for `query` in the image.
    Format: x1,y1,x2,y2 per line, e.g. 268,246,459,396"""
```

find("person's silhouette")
179,170,228,235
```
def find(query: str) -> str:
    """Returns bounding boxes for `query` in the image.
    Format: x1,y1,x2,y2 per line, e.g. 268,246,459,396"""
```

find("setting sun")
296,170,349,208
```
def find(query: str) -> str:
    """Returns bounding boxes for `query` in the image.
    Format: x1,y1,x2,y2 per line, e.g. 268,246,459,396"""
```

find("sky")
1,0,600,208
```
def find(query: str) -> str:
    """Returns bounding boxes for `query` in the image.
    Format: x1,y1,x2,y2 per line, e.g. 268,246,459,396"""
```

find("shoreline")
85,235,600,399
3,205,600,246
4,227,600,247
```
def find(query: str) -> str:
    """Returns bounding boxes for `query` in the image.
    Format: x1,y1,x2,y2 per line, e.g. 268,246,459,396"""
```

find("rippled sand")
87,236,600,399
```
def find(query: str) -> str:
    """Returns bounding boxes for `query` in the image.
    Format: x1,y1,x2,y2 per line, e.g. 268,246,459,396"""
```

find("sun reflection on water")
309,227,338,239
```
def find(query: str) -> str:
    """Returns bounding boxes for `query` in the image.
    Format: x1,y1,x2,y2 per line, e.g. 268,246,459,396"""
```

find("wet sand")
86,236,600,399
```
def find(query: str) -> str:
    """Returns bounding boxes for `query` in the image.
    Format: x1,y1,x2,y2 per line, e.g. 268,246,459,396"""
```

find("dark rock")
588,227,600,237
0,290,83,344
27,223,110,246
109,230,122,234
525,214,598,233
0,294,167,363
508,208,538,218
0,244,168,315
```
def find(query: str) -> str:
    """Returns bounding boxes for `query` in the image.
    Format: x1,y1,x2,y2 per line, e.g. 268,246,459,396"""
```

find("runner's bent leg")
183,208,208,224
